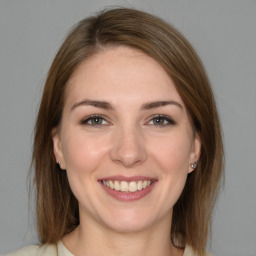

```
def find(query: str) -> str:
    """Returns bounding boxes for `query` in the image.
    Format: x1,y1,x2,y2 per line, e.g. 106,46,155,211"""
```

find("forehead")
65,46,184,107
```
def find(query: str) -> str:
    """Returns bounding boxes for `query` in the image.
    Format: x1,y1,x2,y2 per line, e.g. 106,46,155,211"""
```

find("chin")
106,220,152,234
99,208,159,234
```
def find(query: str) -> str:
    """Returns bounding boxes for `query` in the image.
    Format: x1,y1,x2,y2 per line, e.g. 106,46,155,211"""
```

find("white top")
5,241,212,256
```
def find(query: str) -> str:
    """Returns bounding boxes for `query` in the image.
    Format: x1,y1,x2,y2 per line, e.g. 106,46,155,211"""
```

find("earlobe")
189,133,201,173
52,128,66,170
190,162,198,169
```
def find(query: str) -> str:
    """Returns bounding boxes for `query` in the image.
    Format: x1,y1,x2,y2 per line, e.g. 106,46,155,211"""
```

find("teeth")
120,181,129,192
109,180,114,189
114,180,120,191
102,180,152,192
142,180,147,189
137,180,142,190
129,181,137,192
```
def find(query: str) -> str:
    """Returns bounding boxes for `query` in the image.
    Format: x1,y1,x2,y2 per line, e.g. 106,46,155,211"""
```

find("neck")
62,213,184,256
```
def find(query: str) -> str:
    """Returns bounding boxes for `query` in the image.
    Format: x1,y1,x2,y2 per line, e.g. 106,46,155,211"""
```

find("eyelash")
80,114,176,127
147,115,176,127
80,115,109,126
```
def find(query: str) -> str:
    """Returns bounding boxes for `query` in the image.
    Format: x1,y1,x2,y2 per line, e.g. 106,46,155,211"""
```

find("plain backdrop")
0,1,255,255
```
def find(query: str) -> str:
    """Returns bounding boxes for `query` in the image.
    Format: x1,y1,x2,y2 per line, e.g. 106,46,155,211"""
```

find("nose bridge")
110,120,147,167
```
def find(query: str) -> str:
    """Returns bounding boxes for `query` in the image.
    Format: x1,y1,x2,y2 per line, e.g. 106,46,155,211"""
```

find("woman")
6,8,224,256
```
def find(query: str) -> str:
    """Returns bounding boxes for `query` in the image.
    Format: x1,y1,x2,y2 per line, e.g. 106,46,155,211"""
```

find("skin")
52,46,201,256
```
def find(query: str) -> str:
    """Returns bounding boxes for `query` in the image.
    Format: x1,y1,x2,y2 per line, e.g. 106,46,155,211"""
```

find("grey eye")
89,117,104,125
148,115,175,126
81,115,108,126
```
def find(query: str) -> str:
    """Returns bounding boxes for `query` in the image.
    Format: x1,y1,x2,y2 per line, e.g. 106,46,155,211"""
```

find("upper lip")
99,175,157,182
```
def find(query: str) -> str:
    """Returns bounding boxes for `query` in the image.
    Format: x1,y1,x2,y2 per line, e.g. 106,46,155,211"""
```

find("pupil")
154,117,163,124
93,118,101,124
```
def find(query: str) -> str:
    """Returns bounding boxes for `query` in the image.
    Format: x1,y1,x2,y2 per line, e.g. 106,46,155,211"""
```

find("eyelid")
80,114,110,126
146,114,176,126
79,114,176,127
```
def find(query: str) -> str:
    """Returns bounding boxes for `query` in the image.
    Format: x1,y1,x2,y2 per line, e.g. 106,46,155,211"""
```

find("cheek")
153,134,193,207
61,131,109,174
151,133,193,174
60,132,111,204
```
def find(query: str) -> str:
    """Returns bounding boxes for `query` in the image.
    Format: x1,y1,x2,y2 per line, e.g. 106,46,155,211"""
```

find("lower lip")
99,181,157,201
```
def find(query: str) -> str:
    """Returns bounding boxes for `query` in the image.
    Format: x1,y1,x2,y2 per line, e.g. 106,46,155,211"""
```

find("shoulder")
184,245,213,256
4,244,57,256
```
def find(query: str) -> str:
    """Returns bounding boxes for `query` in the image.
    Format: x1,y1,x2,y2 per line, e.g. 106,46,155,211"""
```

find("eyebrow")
141,100,183,110
71,99,113,111
71,99,183,111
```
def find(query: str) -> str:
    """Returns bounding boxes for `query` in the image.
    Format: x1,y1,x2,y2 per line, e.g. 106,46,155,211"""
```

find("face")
53,46,201,233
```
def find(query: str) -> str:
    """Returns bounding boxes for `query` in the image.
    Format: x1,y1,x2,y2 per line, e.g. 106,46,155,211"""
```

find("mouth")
98,176,157,201
100,180,153,193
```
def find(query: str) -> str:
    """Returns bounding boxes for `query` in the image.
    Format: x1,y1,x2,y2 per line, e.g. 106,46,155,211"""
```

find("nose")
110,125,147,168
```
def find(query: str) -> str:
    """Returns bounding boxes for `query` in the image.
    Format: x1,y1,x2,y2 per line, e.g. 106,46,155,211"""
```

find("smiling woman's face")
52,46,201,233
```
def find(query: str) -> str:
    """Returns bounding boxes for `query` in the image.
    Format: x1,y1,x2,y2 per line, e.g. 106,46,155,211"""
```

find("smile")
102,180,152,193
99,176,157,201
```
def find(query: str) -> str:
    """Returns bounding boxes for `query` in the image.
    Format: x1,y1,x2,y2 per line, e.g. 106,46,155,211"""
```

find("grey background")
0,0,255,255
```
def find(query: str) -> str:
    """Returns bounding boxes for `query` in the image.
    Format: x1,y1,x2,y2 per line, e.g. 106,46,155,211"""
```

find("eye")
80,115,109,126
148,115,176,127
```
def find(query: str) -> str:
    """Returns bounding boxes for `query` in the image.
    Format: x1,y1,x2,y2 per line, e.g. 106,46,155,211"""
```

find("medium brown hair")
33,8,224,256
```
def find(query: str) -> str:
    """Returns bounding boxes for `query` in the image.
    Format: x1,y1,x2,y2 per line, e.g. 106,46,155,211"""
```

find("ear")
52,128,66,170
188,133,201,173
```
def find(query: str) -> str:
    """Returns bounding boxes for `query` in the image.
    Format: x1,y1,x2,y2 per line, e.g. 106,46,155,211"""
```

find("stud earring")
57,161,62,169
190,161,197,169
